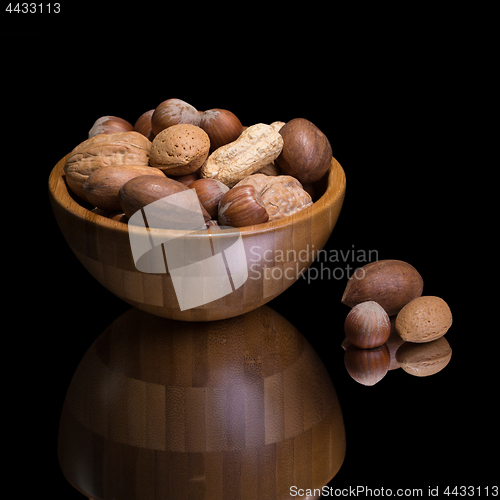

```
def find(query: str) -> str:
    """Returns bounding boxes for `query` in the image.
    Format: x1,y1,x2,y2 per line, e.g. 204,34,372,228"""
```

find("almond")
395,296,452,343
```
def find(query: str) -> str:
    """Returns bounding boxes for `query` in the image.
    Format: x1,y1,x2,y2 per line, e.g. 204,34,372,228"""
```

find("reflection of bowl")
58,306,346,499
48,155,346,321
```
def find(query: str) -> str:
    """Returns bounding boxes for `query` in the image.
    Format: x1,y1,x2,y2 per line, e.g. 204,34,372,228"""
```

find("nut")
199,108,243,152
235,174,313,221
395,296,452,343
151,98,200,136
82,165,165,212
200,123,284,187
119,175,210,223
149,123,210,176
341,260,424,316
88,116,134,138
134,109,155,140
218,185,269,227
275,118,332,184
170,171,200,187
344,344,390,386
64,131,151,202
396,337,452,376
190,178,229,219
344,301,391,348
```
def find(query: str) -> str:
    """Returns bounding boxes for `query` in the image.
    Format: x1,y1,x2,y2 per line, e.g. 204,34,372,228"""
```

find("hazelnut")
88,116,134,138
342,260,424,316
190,178,229,219
218,185,269,227
199,108,243,152
344,301,391,349
344,344,391,386
134,109,155,140
151,98,200,136
275,118,332,184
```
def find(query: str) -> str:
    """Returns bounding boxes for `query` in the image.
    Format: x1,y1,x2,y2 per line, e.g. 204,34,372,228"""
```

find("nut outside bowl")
49,155,346,321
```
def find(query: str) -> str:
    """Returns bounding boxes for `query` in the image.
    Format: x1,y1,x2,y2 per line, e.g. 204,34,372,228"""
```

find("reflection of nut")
396,337,452,377
200,123,283,187
64,131,151,202
344,344,390,386
149,124,210,176
235,173,313,221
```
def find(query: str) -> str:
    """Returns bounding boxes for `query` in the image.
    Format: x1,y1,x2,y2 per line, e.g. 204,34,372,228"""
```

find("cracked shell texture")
200,123,284,187
64,131,151,202
149,123,210,176
236,173,312,221
395,296,452,343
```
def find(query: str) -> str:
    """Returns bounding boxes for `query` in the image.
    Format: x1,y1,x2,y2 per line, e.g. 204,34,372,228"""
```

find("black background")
4,25,493,500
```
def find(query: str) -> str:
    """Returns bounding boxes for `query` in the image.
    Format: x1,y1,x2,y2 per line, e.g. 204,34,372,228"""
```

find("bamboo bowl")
49,155,346,321
58,306,346,500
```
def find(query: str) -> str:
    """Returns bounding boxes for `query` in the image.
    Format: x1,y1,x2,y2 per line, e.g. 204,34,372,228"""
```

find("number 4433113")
5,3,60,13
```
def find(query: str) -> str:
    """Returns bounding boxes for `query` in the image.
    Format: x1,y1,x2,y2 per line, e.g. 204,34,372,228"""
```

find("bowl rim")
49,154,345,237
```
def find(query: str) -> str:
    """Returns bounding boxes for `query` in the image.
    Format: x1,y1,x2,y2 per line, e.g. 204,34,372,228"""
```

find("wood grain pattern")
58,306,346,499
49,155,346,321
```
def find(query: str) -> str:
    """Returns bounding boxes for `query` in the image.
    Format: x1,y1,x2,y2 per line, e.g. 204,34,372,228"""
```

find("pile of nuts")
63,98,334,228
341,260,453,385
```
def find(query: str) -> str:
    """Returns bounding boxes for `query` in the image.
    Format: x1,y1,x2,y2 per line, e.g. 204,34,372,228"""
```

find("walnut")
64,131,151,202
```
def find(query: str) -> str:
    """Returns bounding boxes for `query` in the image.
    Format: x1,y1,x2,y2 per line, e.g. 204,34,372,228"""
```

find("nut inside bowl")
49,155,346,321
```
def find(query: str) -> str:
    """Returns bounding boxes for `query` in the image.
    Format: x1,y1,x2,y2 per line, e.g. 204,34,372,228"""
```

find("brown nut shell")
149,124,210,176
344,344,390,386
344,301,391,349
218,185,269,227
396,337,452,376
342,260,424,316
151,98,200,136
395,296,452,343
134,109,155,140
275,118,332,184
235,174,313,221
190,178,229,219
83,165,165,212
199,109,243,152
88,116,134,138
64,131,151,202
119,175,210,223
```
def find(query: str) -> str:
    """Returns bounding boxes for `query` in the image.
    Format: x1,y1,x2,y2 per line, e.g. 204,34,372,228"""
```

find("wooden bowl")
49,155,346,321
58,306,346,500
